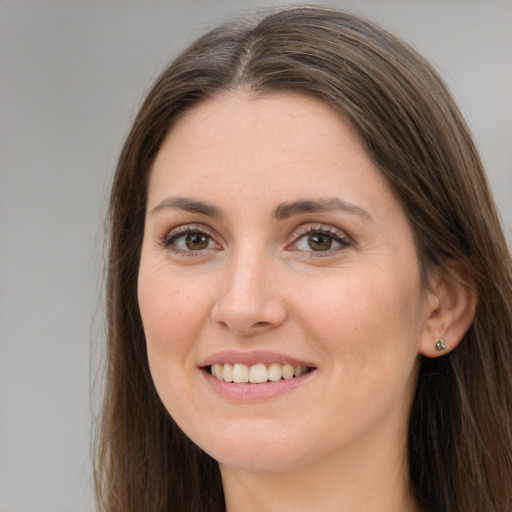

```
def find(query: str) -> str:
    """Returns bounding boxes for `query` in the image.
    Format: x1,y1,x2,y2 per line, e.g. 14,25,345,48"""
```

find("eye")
289,225,351,255
163,226,221,254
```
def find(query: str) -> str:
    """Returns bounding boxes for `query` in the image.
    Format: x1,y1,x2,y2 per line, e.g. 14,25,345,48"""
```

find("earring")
435,338,447,352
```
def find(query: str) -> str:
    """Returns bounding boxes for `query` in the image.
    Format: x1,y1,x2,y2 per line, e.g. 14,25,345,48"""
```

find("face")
138,92,434,474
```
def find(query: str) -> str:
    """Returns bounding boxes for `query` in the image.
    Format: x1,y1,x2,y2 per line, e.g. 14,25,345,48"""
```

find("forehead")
148,91,384,198
170,91,366,149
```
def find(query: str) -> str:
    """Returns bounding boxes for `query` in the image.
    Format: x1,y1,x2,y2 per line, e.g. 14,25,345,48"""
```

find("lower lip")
202,369,315,402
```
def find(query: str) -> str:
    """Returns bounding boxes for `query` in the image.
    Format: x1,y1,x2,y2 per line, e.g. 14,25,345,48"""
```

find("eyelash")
161,225,220,257
161,223,351,257
288,224,351,257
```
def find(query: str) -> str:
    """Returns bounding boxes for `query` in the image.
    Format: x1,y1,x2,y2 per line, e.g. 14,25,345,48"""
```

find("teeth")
210,362,310,383
233,363,249,383
249,363,268,383
223,363,233,383
268,363,282,381
282,364,294,380
212,362,223,380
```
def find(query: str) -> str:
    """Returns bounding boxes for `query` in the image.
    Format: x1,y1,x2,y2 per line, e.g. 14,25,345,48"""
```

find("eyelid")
292,222,349,237
161,223,222,253
287,223,352,255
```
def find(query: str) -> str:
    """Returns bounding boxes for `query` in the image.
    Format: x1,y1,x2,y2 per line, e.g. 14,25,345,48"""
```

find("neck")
220,423,419,512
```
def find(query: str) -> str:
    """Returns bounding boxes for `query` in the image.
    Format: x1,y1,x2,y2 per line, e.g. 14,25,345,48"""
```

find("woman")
95,7,512,512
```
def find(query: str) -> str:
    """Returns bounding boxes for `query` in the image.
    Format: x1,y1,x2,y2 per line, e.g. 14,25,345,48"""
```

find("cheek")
137,263,230,414
138,264,213,355
137,267,215,424
294,266,425,378
137,266,214,421
295,270,424,433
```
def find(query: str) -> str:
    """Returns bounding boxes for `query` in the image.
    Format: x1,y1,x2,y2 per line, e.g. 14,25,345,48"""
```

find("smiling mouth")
207,363,314,384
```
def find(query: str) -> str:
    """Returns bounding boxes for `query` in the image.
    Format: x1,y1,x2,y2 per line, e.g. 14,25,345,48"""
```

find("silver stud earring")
435,338,447,352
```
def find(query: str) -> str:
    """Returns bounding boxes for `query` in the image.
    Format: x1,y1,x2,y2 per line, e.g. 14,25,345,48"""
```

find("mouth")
205,363,314,384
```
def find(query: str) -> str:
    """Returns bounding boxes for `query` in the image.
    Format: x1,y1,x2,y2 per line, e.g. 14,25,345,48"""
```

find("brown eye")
308,233,333,251
185,232,209,250
288,225,351,256
164,228,220,254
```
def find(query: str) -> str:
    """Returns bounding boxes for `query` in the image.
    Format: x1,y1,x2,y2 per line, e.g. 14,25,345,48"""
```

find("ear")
419,261,477,358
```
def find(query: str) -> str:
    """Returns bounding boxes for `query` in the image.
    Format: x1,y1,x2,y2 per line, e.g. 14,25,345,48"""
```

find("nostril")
211,302,288,335
210,277,288,334
254,321,272,328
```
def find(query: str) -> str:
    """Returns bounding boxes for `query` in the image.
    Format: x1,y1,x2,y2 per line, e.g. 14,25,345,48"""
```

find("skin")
137,92,465,511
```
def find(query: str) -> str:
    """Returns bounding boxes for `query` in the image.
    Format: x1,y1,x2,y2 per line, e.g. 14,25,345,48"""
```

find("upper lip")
200,350,316,368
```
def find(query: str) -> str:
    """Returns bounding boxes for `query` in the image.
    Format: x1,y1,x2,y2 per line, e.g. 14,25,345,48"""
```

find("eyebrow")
272,198,374,222
150,196,223,217
149,196,373,222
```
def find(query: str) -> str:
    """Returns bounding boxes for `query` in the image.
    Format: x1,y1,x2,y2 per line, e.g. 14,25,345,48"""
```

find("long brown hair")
95,7,512,511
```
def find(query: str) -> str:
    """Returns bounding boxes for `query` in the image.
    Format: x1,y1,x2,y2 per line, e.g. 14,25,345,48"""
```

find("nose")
211,250,288,336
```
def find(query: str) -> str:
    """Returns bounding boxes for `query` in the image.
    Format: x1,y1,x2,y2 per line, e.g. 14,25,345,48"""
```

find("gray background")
0,1,510,511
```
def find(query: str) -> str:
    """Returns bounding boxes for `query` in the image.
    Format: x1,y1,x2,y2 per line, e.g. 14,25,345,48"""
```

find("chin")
212,445,308,474
188,420,319,474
